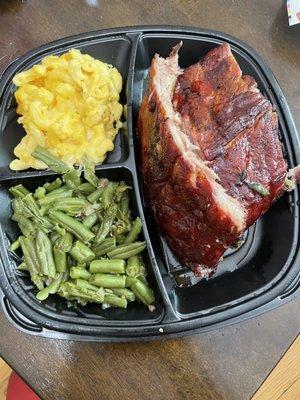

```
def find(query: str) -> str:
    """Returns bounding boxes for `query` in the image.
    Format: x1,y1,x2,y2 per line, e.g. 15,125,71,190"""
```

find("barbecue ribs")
137,43,293,277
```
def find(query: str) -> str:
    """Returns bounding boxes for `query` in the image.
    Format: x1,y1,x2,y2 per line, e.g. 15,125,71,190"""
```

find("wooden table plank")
0,358,11,400
252,336,300,400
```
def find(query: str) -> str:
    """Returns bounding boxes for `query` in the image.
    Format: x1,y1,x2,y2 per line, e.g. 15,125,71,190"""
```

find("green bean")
82,212,98,229
126,255,140,277
123,217,142,244
116,208,131,228
9,184,30,198
34,186,46,199
91,223,101,234
114,182,131,203
36,272,67,301
92,237,116,257
17,261,29,271
70,240,95,263
116,234,125,244
19,236,40,275
63,168,82,190
78,182,95,194
112,288,135,302
43,178,62,192
126,277,154,305
94,204,118,244
111,219,128,236
31,215,53,233
59,282,105,303
75,279,99,292
31,274,45,290
32,146,70,174
37,189,73,206
102,181,117,208
103,293,127,308
53,246,68,272
83,158,99,188
90,259,125,274
40,205,51,216
36,229,56,278
119,192,130,216
48,211,95,243
54,231,73,252
90,273,126,288
52,197,88,216
87,187,105,203
70,266,91,280
19,193,41,217
10,238,21,252
107,241,146,259
12,214,35,237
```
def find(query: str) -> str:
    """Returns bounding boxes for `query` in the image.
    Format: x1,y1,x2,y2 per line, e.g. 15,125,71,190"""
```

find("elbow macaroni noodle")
10,49,123,170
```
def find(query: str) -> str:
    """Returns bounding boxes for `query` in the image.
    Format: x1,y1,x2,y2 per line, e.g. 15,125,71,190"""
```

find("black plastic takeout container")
0,26,299,342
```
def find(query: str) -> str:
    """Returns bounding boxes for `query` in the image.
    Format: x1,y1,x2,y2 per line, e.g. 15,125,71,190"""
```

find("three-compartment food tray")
0,26,299,342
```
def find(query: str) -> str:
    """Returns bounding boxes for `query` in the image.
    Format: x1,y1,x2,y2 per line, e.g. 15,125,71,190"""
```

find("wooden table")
0,1,299,399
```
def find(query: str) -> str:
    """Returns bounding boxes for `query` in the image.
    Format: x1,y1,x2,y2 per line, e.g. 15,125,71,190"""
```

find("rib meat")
137,43,288,277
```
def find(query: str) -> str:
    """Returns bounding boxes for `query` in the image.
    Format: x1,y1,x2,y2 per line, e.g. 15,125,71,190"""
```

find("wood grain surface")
252,335,300,400
0,1,299,400
0,358,10,400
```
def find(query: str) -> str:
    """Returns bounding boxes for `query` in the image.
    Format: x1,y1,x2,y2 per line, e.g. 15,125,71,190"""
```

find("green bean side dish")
9,146,155,310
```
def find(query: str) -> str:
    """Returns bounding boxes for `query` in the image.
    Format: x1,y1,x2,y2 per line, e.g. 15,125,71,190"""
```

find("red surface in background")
6,372,40,400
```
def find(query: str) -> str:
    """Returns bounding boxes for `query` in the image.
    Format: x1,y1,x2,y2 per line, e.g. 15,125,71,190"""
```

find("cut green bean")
36,229,56,278
53,245,68,272
90,259,125,274
78,182,95,194
31,215,53,233
9,184,30,198
70,240,95,263
75,279,99,292
119,192,130,216
107,241,146,259
87,187,105,203
63,168,82,190
32,146,70,174
82,212,98,229
43,178,62,192
34,186,46,199
70,266,91,280
36,272,67,301
52,197,88,216
59,282,105,303
94,204,118,244
123,217,142,244
111,219,128,236
114,182,131,203
90,273,126,288
92,237,116,257
112,288,135,302
103,293,127,308
48,211,95,243
54,231,73,252
17,262,28,271
83,158,99,188
102,181,117,208
37,189,73,206
12,214,35,237
126,277,154,305
126,255,140,277
19,236,40,275
31,274,45,290
10,238,21,252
